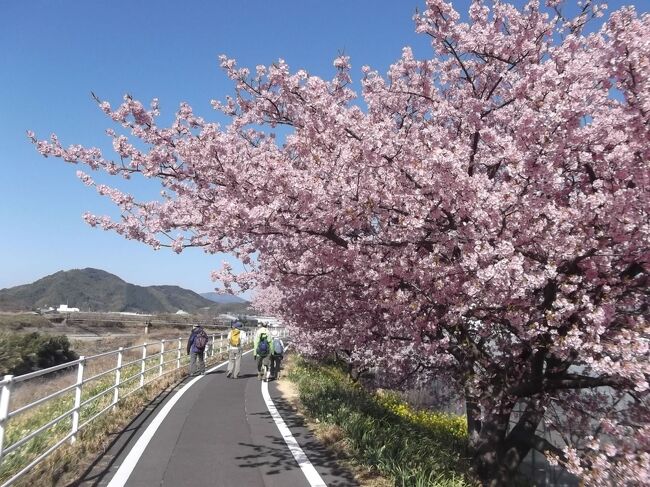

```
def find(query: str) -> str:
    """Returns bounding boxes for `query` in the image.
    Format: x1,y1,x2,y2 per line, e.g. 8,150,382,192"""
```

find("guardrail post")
140,344,147,388
176,338,182,370
159,340,165,376
71,357,85,443
220,333,224,354
210,335,215,358
113,347,123,409
0,375,14,460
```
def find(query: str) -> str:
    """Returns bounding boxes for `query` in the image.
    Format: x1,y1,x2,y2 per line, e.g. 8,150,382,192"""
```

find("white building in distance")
249,315,282,327
57,304,80,313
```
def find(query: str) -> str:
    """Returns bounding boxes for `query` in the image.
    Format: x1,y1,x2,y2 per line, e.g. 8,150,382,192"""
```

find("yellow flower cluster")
375,391,468,439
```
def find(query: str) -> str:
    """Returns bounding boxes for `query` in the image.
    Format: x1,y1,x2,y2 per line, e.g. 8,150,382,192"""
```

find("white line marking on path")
262,380,328,487
107,351,252,487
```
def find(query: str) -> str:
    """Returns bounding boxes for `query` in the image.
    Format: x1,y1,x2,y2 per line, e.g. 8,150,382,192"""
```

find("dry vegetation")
0,313,52,332
8,330,226,411
0,311,231,338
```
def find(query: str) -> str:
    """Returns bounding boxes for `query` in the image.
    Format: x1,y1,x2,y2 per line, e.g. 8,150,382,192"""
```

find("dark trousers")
256,355,270,374
270,354,283,378
189,351,205,375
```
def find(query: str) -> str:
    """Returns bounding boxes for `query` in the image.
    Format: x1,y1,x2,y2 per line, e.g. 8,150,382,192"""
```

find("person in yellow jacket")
226,321,246,379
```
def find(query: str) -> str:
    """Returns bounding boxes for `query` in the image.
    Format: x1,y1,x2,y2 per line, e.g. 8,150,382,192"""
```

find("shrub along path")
73,351,358,487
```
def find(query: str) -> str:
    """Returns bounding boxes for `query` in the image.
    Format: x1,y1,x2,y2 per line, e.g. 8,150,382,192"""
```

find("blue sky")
0,1,645,296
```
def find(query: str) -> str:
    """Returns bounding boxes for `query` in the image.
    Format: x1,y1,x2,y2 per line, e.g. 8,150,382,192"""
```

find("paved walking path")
74,351,358,487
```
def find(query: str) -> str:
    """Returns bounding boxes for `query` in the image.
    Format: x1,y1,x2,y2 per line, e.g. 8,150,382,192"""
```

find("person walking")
270,329,285,380
254,322,270,380
226,321,246,378
187,324,208,376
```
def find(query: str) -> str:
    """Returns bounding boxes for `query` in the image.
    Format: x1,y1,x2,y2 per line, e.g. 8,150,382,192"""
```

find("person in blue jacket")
187,324,207,376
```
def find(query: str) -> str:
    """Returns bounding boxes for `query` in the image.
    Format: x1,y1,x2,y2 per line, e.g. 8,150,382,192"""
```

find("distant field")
0,313,52,331
0,313,235,356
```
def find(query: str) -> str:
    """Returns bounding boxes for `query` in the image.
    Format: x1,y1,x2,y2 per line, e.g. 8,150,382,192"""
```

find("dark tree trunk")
471,409,513,486
468,397,547,486
466,395,482,440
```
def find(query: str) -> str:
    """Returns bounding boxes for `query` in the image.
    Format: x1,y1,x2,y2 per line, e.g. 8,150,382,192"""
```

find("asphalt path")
73,351,358,487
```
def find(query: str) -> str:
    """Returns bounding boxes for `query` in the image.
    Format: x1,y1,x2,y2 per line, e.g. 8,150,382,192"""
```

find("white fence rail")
0,328,286,486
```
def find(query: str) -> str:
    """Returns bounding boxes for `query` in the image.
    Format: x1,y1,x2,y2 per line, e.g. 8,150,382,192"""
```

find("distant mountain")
0,268,219,314
200,292,249,304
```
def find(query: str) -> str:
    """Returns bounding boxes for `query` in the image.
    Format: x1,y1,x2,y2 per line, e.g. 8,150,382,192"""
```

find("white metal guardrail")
0,327,286,486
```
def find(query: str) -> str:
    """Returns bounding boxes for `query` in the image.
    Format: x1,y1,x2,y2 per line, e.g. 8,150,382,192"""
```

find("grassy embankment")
286,356,475,487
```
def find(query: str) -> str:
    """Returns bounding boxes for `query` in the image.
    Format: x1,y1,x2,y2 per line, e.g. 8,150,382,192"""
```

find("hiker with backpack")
270,329,285,380
187,324,208,376
226,321,246,378
254,322,270,380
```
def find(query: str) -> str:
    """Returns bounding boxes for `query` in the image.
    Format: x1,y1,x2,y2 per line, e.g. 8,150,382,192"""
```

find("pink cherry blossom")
31,1,649,485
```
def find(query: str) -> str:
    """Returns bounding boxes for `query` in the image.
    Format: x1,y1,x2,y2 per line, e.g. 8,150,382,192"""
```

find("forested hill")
0,268,225,313
200,292,248,304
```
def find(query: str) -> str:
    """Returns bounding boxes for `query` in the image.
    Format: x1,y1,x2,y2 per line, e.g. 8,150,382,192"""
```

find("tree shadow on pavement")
236,373,259,379
234,394,359,487
205,369,226,375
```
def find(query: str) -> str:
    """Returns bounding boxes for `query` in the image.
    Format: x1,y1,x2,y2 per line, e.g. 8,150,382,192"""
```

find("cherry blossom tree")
32,0,649,484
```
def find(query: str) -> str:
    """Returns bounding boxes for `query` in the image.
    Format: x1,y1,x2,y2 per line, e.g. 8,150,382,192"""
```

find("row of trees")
32,1,648,485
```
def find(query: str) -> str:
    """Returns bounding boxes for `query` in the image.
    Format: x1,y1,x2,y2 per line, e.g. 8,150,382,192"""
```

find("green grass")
288,358,475,487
